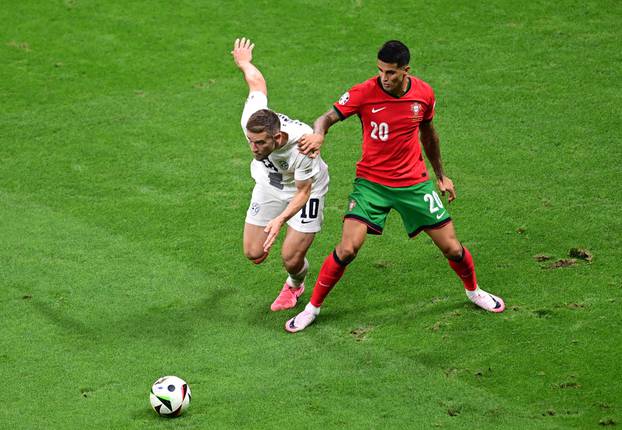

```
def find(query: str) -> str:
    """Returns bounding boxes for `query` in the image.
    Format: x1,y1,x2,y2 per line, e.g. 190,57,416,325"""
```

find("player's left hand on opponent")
298,133,323,158
437,176,456,203
263,217,285,252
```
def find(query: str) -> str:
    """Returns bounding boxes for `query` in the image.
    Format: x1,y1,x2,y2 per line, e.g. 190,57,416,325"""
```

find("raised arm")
420,120,456,203
298,108,341,157
231,37,267,95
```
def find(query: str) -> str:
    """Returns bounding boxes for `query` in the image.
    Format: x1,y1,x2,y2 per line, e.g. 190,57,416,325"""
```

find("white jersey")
241,91,329,198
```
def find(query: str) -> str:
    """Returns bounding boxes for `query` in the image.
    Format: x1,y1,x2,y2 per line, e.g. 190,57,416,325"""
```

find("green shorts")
345,178,452,237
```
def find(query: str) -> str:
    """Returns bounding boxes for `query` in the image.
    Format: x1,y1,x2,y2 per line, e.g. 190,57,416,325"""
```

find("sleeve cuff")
332,105,346,120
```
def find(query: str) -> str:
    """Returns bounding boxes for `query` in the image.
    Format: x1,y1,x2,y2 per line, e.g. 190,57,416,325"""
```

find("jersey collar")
376,76,412,98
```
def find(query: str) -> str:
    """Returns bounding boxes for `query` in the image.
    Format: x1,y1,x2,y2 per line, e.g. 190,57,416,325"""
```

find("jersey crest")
411,102,424,121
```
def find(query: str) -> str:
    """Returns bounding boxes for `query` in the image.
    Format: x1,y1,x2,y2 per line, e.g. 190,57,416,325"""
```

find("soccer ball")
149,376,191,417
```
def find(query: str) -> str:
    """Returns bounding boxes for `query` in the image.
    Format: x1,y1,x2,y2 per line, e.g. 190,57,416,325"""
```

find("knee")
443,243,464,261
336,242,359,264
245,249,268,265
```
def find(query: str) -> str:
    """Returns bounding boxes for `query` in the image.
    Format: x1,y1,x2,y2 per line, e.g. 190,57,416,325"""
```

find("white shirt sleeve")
293,154,320,182
241,91,268,131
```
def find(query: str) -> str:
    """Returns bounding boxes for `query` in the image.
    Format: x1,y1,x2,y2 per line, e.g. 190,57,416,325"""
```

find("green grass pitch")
1,1,621,428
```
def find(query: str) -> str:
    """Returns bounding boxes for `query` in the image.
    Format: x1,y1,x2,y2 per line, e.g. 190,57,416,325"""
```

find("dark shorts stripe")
408,217,452,238
344,214,383,235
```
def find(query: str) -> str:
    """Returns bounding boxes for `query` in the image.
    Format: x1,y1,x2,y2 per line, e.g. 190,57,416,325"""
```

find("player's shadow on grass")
319,299,466,325
28,286,243,345
29,282,476,344
247,283,474,330
116,286,243,342
30,300,91,336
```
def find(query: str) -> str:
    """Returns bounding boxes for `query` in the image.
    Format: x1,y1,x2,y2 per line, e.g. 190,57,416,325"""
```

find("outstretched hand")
263,217,285,253
298,133,324,158
437,176,456,203
232,37,255,68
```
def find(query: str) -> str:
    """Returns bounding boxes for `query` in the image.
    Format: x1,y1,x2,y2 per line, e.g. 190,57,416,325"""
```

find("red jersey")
333,76,435,187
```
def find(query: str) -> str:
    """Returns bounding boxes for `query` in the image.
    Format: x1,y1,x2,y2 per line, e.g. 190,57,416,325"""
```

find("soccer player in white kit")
232,38,330,311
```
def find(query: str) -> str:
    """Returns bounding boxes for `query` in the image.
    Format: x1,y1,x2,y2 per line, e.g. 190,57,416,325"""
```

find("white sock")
305,302,321,315
286,258,308,288
466,285,482,299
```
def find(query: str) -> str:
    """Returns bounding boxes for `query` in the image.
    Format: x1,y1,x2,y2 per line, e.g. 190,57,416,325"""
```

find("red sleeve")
332,83,366,120
423,85,436,122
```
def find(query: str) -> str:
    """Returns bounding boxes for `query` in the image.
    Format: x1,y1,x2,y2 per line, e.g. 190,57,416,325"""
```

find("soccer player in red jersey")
285,40,505,332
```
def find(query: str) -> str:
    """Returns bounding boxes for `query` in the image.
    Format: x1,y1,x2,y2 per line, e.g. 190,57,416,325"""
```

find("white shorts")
245,185,325,233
